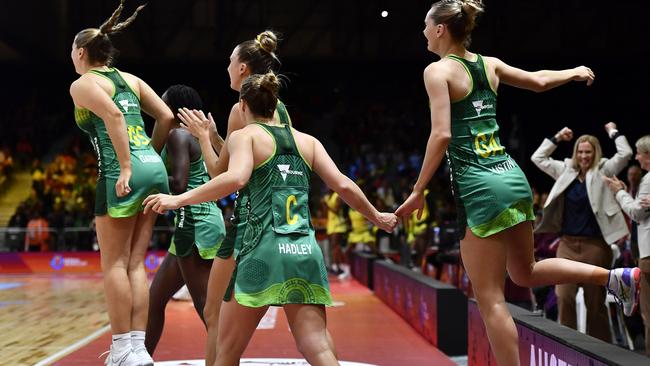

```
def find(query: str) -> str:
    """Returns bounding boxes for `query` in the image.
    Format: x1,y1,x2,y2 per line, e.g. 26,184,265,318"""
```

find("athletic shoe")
607,267,641,316
133,346,154,366
100,347,141,366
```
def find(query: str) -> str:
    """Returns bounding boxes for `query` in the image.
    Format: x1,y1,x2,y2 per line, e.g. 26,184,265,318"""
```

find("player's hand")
178,108,218,142
115,167,132,197
573,66,595,86
375,212,398,233
143,193,182,214
396,190,425,219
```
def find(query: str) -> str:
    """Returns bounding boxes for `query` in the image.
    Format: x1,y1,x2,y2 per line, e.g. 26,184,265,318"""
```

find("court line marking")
33,324,111,366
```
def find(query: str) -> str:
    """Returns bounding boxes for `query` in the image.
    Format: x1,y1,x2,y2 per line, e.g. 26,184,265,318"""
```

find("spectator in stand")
604,135,650,356
24,208,51,252
0,146,13,177
532,123,632,341
7,203,29,251
323,190,349,275
626,164,644,262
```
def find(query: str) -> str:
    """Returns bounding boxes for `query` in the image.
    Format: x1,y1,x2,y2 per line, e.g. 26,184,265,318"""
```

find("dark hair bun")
259,72,280,96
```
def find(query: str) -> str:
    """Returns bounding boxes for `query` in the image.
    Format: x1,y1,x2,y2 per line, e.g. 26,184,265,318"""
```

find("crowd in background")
1,88,648,353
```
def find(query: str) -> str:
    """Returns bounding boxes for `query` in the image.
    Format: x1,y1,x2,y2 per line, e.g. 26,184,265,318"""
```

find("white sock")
130,330,146,351
112,332,131,355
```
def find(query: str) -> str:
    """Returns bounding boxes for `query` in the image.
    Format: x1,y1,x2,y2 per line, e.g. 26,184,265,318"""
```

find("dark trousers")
555,235,612,342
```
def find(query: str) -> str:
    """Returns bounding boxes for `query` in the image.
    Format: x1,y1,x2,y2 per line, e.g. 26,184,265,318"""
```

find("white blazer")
615,173,650,258
531,136,632,244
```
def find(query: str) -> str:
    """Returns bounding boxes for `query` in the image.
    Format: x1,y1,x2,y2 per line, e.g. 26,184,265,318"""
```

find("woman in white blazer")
531,122,632,341
605,135,650,355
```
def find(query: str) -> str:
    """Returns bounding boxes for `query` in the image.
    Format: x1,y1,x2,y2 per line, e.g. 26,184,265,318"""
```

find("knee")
295,333,330,360
509,273,534,288
127,255,146,274
508,263,535,288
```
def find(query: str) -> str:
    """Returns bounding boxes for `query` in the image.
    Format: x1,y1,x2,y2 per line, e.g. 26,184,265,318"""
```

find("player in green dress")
145,85,226,355
144,72,397,365
174,30,305,365
396,1,640,365
69,1,173,365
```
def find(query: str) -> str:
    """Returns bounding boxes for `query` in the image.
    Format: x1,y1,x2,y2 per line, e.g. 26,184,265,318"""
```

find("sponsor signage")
0,251,167,274
373,260,466,355
468,299,648,366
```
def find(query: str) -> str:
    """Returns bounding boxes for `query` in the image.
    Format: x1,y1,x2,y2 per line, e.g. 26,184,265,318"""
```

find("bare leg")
128,210,159,331
96,215,138,334
204,256,237,366
145,253,184,354
503,223,609,289
178,245,213,324
464,221,614,366
214,300,268,366
284,304,339,366
461,227,519,366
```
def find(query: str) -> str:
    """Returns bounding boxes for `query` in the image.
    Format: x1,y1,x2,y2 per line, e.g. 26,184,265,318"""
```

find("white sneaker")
607,267,641,317
100,347,141,366
133,346,154,366
337,271,350,281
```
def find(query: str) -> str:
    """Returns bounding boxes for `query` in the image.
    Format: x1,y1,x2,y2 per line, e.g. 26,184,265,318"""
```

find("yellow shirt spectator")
325,192,347,234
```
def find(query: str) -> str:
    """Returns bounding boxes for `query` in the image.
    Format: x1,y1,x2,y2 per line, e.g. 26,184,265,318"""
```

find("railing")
0,226,175,252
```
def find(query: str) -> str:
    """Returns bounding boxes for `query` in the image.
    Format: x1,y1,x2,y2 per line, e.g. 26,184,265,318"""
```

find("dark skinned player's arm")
166,129,191,195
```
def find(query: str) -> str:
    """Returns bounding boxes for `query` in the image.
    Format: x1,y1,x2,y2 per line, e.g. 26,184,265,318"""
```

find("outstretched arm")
143,130,253,213
396,64,451,218
312,138,397,232
491,57,595,92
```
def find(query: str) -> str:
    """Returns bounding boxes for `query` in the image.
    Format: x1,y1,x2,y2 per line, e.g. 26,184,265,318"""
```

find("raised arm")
177,108,221,178
70,77,131,197
138,77,175,153
166,129,191,194
312,138,396,232
531,127,572,180
143,130,253,213
490,57,594,92
600,122,633,177
395,63,451,218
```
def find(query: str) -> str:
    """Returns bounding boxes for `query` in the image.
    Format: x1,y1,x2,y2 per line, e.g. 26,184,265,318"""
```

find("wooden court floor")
1,274,456,366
